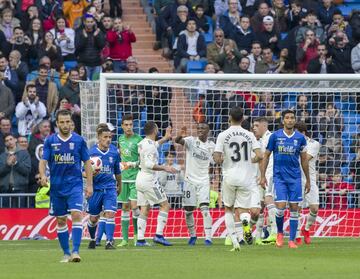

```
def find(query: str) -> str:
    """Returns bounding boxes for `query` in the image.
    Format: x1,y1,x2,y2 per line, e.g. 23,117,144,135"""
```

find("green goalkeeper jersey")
118,133,143,181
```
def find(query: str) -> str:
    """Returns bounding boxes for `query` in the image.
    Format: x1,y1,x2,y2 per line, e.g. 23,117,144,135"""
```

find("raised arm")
174,126,187,146
157,126,172,146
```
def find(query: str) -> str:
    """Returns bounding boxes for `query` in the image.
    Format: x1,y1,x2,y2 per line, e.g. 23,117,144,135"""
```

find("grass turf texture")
1,238,359,279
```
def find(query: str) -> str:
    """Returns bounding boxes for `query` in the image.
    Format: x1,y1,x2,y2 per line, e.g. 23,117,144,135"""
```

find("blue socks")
72,222,83,253
96,217,106,243
105,218,115,241
275,208,285,234
289,211,299,241
57,225,70,255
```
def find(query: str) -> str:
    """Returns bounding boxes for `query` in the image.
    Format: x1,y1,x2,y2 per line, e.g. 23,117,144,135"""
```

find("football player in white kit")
135,122,177,247
175,123,215,245
295,122,320,245
213,107,263,251
252,117,278,244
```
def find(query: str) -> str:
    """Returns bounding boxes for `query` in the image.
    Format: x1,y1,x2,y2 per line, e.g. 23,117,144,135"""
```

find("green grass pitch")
1,238,359,279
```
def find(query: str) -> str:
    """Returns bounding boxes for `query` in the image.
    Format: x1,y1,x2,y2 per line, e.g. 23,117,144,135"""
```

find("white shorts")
300,182,319,208
222,180,261,209
182,181,210,207
136,172,167,207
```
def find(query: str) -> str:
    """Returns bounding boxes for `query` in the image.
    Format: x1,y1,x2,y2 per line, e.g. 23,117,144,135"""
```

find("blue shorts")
87,188,118,216
273,178,302,203
50,192,83,216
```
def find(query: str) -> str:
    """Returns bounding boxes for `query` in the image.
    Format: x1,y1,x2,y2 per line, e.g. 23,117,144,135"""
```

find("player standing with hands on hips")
260,110,310,249
39,110,93,262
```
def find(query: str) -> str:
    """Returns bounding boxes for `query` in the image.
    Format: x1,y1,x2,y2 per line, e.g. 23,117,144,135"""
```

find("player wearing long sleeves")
175,123,215,246
260,110,310,249
87,124,121,250
214,107,263,252
39,110,93,263
135,122,177,246
295,122,320,245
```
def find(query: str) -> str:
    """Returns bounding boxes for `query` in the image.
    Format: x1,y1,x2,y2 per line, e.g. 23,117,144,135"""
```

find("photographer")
106,17,136,73
328,30,353,73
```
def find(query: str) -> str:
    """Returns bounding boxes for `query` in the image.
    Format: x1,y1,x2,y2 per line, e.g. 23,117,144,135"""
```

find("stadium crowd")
0,0,359,208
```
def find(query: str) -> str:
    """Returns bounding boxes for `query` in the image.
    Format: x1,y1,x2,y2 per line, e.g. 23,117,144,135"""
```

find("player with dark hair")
260,110,310,249
87,124,122,250
39,109,93,262
135,121,176,246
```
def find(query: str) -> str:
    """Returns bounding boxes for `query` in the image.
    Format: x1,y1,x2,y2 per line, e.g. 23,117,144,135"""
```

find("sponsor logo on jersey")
54,153,75,164
278,145,296,154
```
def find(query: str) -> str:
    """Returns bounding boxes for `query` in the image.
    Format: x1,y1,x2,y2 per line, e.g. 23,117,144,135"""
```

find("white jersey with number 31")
215,126,260,187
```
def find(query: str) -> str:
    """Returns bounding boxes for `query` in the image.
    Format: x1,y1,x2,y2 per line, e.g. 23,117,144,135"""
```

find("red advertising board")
0,209,359,240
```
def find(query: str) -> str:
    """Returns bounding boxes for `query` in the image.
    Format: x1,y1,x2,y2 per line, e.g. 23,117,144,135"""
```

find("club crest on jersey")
294,140,298,146
109,157,113,163
196,141,200,147
69,142,74,150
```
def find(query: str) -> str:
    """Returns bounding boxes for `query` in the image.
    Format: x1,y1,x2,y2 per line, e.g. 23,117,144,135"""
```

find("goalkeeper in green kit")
117,114,143,246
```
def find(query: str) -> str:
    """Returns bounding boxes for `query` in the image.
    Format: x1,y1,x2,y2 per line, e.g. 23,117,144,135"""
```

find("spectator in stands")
5,27,32,63
286,0,307,31
171,5,190,56
26,56,61,89
271,0,287,32
123,56,144,73
106,17,136,73
75,14,105,80
216,44,242,73
0,116,11,153
15,84,47,136
247,41,262,74
0,8,20,41
77,63,88,81
317,103,343,151
278,47,295,73
145,67,173,135
293,94,318,136
220,91,250,130
307,43,333,73
37,31,63,66
296,11,325,46
0,54,20,100
9,50,29,98
50,16,76,61
214,0,242,27
0,133,31,207
207,28,237,71
38,0,62,31
101,16,114,33
0,84,14,120
326,10,352,40
238,56,251,73
296,29,319,73
108,0,122,18
351,40,360,73
17,136,29,150
328,30,353,73
158,150,183,209
317,0,338,26
20,5,39,32
219,0,241,38
28,119,51,159
326,168,355,209
193,4,210,34
251,2,273,33
251,91,281,128
92,0,105,23
26,18,43,52
176,19,207,73
350,147,360,189
230,15,255,56
63,0,89,28
24,64,58,117
256,16,280,56
255,46,285,73
59,68,81,133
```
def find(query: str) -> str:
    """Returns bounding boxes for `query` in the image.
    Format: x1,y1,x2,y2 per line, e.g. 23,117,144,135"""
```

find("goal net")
80,74,360,239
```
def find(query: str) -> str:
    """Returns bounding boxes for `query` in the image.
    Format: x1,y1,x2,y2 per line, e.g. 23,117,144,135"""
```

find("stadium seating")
186,60,208,73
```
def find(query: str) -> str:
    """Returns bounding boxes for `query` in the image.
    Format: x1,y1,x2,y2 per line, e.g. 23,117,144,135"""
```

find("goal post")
80,73,360,238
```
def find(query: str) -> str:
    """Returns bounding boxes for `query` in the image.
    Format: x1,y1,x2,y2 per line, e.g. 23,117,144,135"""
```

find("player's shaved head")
229,107,244,123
